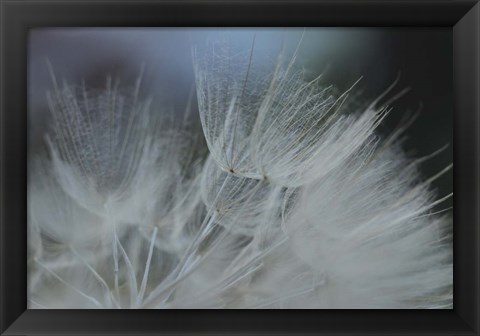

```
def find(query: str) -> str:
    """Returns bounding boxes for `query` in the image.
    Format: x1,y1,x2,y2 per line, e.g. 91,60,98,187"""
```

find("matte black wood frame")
1,1,478,335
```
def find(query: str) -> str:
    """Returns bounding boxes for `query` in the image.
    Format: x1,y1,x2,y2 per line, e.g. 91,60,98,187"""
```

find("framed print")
1,0,479,335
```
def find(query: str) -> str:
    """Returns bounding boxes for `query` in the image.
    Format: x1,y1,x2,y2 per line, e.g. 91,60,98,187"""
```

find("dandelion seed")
28,37,452,309
194,40,387,187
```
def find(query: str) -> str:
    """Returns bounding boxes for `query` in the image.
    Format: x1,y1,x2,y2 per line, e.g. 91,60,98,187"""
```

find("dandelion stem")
107,206,121,306
69,246,120,309
137,227,158,307
116,236,139,308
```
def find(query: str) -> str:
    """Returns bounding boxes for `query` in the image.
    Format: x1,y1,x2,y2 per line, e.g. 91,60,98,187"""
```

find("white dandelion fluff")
193,38,388,187
27,36,452,309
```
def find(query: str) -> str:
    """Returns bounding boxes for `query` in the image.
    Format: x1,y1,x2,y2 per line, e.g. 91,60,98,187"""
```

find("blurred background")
28,28,453,211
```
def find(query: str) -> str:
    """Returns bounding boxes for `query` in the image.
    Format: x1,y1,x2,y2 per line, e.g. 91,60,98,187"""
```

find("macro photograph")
27,28,453,309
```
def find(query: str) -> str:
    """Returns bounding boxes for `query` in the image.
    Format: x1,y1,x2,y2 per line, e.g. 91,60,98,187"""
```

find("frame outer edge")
0,0,479,335
453,1,480,334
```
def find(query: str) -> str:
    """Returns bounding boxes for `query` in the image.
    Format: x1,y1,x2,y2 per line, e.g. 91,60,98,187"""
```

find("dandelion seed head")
28,36,452,309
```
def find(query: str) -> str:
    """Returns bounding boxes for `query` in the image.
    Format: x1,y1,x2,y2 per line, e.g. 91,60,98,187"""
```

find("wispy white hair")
28,39,452,309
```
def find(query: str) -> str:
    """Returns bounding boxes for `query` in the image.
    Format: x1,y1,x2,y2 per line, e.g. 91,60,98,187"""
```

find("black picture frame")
1,0,478,335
